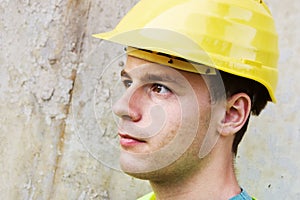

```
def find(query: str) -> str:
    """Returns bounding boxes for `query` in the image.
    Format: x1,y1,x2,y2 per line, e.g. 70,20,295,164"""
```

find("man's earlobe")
218,93,251,136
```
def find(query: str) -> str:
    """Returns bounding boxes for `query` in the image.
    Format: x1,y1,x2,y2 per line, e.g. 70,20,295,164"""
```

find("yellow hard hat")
93,0,279,102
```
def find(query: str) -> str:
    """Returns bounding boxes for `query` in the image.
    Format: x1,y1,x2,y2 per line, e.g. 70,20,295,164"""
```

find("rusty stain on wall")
49,69,77,198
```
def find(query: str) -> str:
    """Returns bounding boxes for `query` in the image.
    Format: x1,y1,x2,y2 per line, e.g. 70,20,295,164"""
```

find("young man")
93,0,278,199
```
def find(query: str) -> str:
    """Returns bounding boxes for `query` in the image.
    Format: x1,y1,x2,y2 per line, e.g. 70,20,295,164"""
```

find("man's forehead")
125,55,153,71
122,56,186,82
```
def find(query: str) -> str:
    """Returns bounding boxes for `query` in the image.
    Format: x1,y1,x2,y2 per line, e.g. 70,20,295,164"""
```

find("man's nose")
112,86,143,122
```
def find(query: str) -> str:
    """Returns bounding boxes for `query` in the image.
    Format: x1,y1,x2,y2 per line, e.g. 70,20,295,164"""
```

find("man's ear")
218,93,251,136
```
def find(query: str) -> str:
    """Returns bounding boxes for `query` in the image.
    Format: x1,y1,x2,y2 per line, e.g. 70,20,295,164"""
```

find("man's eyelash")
151,83,172,94
122,79,132,88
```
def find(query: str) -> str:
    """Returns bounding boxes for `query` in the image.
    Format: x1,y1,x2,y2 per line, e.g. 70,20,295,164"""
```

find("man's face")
113,55,221,178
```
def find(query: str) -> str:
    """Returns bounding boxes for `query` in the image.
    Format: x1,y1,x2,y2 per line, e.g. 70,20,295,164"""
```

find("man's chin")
123,170,156,180
119,153,181,183
119,153,153,175
119,151,168,177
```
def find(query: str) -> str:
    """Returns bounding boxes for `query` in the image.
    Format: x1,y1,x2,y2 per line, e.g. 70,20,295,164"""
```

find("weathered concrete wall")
0,0,299,199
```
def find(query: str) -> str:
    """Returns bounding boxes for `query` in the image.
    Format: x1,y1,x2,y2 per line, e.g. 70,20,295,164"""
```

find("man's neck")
149,151,240,200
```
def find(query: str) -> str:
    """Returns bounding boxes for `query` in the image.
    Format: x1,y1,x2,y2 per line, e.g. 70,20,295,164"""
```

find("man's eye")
122,80,132,88
151,84,171,94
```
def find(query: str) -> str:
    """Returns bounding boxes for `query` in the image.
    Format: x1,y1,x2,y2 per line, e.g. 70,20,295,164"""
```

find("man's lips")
118,133,146,147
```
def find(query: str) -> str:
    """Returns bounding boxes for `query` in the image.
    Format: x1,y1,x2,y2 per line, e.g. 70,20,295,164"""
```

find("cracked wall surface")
0,0,299,199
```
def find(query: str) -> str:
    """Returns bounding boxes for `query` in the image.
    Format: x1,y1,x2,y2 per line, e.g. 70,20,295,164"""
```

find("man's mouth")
118,133,146,147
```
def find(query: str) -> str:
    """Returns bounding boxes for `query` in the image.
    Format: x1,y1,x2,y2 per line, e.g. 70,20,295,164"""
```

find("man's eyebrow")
142,73,181,84
143,73,169,82
120,69,130,78
120,69,182,85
